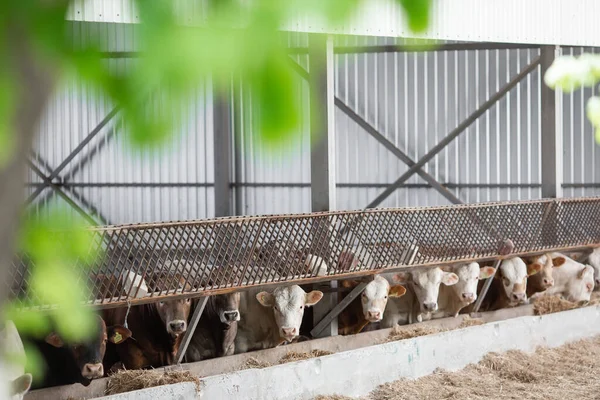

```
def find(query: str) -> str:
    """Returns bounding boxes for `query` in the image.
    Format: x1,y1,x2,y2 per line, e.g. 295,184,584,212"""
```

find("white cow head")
497,257,541,306
551,256,595,302
443,262,495,305
342,276,407,323
587,248,600,290
394,267,459,313
256,285,323,341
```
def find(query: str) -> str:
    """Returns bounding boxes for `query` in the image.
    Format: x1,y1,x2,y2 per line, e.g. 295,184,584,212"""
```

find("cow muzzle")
168,320,187,336
461,293,476,303
542,278,554,288
422,302,437,311
81,363,104,380
222,310,240,323
366,310,382,322
280,327,297,340
510,292,526,304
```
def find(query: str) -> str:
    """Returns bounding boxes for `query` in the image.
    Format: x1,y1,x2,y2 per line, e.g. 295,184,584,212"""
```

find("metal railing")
9,197,600,309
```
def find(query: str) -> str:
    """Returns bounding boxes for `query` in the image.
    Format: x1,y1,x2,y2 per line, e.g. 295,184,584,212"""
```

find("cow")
535,253,595,302
381,267,459,327
524,254,556,297
234,285,323,354
1,321,32,400
102,269,193,370
185,292,241,362
472,257,542,311
338,276,407,335
434,263,496,318
25,315,130,389
578,247,600,290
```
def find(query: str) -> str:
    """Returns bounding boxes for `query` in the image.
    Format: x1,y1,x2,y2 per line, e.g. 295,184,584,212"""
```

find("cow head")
525,254,555,290
394,267,459,313
9,374,32,400
443,263,495,305
552,257,595,302
256,285,323,342
156,298,192,337
213,293,241,325
587,248,600,290
496,257,540,306
341,276,407,323
44,315,131,385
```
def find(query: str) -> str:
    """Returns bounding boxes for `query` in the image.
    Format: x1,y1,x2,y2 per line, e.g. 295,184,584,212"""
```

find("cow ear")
304,290,324,307
392,272,409,284
108,326,132,344
479,267,496,280
11,373,32,396
256,291,275,307
527,262,542,276
340,279,359,289
442,272,459,286
439,265,453,273
578,265,593,280
388,285,407,298
552,257,566,267
45,332,64,348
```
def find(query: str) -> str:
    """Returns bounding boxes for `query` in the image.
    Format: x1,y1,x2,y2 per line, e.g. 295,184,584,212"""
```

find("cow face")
256,285,323,342
9,374,32,400
360,276,406,322
214,293,241,324
526,254,555,290
394,267,459,313
497,257,540,306
563,264,595,302
44,315,131,385
156,298,192,337
445,263,495,305
587,248,600,290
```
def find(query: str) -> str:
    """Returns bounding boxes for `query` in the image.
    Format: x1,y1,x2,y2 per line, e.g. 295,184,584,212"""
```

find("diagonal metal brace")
310,281,368,338
176,296,208,364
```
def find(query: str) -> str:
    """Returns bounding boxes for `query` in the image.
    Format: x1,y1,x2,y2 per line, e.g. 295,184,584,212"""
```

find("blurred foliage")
0,0,431,385
544,54,600,144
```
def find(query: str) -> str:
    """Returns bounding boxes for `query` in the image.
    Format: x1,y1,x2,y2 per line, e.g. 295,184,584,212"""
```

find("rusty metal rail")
9,197,600,309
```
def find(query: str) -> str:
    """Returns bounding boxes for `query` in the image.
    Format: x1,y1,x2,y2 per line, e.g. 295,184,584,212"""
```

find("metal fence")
10,197,600,309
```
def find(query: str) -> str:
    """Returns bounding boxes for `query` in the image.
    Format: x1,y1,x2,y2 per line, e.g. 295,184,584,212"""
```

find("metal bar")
213,80,233,217
366,55,541,209
288,57,309,80
472,239,515,314
26,107,120,204
232,80,243,215
333,43,541,54
27,161,98,225
27,182,215,188
309,33,337,338
335,97,463,205
540,46,563,198
175,296,208,364
310,281,368,338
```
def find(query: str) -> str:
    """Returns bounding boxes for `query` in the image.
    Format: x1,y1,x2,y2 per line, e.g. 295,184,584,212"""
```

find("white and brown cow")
524,254,556,297
338,276,407,335
536,253,595,302
582,248,600,291
234,285,323,354
381,267,459,327
434,262,496,318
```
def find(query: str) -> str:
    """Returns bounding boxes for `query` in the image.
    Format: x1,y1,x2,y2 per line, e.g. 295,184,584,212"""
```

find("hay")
330,336,600,400
313,396,354,400
243,357,272,369
279,349,333,364
386,325,446,342
458,317,484,328
105,369,201,396
533,295,581,315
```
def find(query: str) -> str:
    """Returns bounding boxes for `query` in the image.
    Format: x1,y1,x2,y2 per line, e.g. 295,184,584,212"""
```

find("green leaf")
398,0,431,32
587,96,600,128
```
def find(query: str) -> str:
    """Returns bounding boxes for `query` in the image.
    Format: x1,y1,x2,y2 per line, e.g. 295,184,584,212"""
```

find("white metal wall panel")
67,0,600,47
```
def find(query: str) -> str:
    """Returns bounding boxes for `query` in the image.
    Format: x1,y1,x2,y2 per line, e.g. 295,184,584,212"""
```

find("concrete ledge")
90,382,198,400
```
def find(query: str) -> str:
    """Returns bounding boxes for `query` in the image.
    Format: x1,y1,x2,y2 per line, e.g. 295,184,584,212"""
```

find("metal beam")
232,80,244,215
367,55,541,209
472,240,515,314
333,42,540,54
309,34,337,338
175,296,208,364
540,46,563,199
310,281,367,338
214,81,233,217
335,98,462,205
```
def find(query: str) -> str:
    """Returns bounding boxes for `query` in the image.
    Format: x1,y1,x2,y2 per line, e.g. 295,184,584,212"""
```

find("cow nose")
543,278,554,287
367,311,381,321
169,320,186,334
461,293,475,302
423,302,437,311
281,327,296,338
82,363,104,379
224,310,240,322
511,292,526,302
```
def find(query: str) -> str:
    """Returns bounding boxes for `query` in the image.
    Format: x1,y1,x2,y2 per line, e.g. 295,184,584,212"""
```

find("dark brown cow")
26,315,130,389
185,292,241,362
102,271,192,369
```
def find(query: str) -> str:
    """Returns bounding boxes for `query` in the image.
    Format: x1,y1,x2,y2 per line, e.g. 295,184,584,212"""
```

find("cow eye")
299,305,304,309
384,295,388,299
159,301,165,306
185,298,191,304
503,278,510,287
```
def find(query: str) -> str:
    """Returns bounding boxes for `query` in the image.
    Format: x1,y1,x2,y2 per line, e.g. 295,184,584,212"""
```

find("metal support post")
309,33,337,337
213,80,233,217
540,45,563,199
310,281,368,338
176,296,209,364
472,239,515,315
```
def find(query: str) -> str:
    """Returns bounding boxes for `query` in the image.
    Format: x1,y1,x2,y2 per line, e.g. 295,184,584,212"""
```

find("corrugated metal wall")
26,23,600,224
